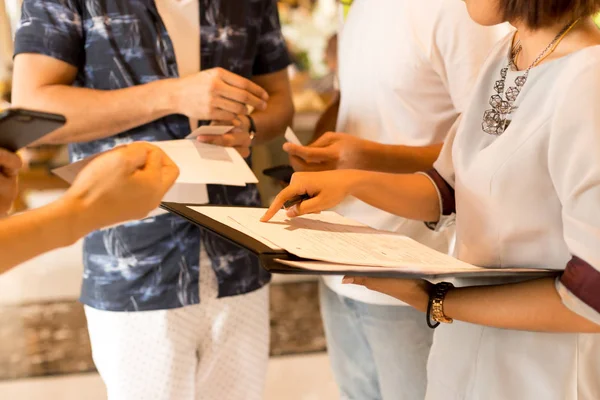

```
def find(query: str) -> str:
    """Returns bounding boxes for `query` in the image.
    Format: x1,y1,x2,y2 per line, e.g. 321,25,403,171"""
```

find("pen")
283,193,312,209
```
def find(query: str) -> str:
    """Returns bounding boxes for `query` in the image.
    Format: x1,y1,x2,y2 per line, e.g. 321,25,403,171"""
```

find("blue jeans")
320,282,433,400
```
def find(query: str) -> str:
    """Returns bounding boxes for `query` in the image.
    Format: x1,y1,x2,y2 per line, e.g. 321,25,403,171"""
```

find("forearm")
360,142,443,174
0,197,88,273
12,79,176,144
444,278,600,333
350,171,440,221
251,91,294,145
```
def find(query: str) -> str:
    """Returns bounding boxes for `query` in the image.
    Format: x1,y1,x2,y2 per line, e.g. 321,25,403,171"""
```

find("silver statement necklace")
482,20,579,136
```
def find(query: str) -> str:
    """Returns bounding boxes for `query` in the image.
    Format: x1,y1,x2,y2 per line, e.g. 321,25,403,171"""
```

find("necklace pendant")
505,86,520,102
515,75,527,87
482,109,505,136
493,80,505,93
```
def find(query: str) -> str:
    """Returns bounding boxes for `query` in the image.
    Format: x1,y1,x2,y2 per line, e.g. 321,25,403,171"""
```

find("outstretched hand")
261,169,358,222
285,132,371,172
65,142,179,231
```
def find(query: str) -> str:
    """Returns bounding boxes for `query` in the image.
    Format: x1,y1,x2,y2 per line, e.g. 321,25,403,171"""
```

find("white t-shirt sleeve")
429,1,510,113
549,60,600,325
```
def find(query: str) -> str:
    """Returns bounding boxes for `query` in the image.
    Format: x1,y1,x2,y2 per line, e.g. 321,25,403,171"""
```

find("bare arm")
444,278,600,332
12,55,174,143
12,54,269,144
286,132,443,174
347,275,600,333
349,171,441,220
0,143,178,274
249,69,295,145
262,169,440,222
0,197,85,272
359,142,443,174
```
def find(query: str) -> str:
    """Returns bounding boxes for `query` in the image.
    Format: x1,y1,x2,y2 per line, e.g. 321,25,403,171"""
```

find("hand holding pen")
283,193,312,210
261,170,358,222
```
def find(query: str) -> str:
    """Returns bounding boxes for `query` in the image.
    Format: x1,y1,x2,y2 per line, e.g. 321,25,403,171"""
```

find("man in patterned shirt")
12,1,293,399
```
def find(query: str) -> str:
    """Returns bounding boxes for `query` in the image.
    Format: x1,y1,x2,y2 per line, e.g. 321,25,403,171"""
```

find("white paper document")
190,206,282,250
284,127,302,146
156,140,257,186
227,209,476,269
53,140,257,205
186,206,552,277
186,125,234,139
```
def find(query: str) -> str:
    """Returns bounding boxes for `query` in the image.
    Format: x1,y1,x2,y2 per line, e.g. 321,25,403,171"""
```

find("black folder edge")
160,202,559,280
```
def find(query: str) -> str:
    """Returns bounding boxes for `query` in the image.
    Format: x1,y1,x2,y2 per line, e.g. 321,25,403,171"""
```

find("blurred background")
0,0,340,399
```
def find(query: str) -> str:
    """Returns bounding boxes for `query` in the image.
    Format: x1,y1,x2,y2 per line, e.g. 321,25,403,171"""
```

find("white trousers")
84,249,270,400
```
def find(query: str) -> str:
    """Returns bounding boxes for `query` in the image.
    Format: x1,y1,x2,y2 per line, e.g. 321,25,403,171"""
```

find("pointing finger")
261,184,303,222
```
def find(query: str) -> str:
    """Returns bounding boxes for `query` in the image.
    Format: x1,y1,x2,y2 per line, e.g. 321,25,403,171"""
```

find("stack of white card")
53,125,257,205
284,126,302,145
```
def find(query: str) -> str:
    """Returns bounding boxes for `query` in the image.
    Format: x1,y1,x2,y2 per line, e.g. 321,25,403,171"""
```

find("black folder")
161,202,307,276
160,203,558,280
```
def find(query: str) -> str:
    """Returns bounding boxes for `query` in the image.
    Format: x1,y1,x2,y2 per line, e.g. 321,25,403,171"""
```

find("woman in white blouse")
263,0,600,398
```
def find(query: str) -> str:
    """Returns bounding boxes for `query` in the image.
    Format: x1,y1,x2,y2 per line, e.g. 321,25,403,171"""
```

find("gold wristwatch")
431,282,454,324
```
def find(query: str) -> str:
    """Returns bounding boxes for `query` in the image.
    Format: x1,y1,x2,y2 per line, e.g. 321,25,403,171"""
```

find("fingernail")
260,101,268,110
286,205,299,217
342,277,354,284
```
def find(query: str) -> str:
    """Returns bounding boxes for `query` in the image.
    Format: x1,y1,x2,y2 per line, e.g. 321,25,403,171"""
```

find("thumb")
287,145,336,164
159,152,180,189
140,145,163,172
287,195,327,217
310,132,337,148
133,147,178,197
282,142,301,154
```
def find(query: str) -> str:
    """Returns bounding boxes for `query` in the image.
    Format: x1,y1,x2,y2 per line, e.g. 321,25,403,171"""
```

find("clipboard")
160,203,558,280
160,202,296,269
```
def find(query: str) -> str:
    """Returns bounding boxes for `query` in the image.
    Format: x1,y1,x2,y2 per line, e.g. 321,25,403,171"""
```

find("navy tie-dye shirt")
14,0,290,312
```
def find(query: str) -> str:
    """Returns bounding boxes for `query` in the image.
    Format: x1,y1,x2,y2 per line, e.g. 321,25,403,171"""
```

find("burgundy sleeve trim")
424,169,456,216
560,256,600,314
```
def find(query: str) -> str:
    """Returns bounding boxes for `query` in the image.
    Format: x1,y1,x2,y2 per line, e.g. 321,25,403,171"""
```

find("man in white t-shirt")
286,1,507,398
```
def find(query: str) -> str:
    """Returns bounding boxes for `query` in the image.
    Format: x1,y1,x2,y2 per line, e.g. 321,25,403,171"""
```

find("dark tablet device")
262,164,295,184
0,108,66,152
